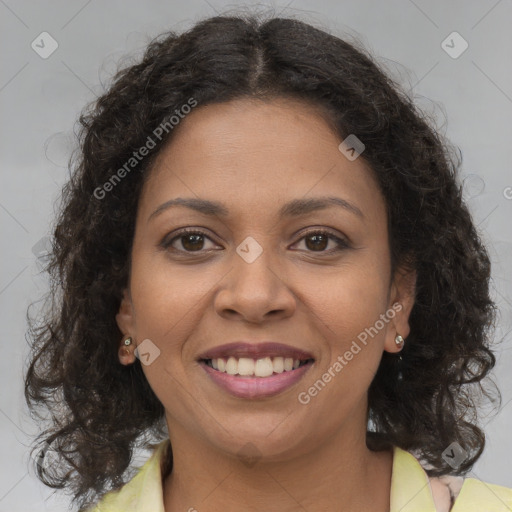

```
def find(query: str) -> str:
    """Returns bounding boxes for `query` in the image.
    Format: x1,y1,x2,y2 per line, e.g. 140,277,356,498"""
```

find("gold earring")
120,336,133,359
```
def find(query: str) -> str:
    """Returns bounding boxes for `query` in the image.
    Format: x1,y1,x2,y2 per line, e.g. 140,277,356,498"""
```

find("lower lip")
200,361,314,399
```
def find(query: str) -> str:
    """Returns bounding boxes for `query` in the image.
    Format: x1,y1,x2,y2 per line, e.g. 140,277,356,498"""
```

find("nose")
213,244,296,324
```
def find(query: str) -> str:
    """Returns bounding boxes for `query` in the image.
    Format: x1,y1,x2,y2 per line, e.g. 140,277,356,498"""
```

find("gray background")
1,0,511,510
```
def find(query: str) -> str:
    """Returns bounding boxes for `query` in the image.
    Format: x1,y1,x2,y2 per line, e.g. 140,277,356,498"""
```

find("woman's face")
117,97,415,461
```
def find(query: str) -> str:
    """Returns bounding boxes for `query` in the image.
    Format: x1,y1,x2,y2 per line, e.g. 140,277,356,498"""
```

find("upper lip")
198,342,315,361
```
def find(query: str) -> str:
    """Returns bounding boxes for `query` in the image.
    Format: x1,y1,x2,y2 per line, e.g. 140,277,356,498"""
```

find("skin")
116,97,416,512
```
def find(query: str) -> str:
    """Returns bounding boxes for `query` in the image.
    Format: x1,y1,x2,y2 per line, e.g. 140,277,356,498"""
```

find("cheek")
129,249,221,348
131,278,197,336
305,256,391,364
128,254,211,408
313,260,389,323
295,265,390,418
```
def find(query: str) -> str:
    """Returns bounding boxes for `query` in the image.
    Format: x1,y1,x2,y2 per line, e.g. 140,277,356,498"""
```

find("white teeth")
237,357,255,376
254,357,274,377
225,357,238,375
273,356,284,373
208,356,309,377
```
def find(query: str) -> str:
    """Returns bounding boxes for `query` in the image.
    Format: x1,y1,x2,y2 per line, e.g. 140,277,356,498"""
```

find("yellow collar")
390,444,437,511
90,438,512,511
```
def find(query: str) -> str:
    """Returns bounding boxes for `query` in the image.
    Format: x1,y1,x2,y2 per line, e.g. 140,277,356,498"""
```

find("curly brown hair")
24,13,501,511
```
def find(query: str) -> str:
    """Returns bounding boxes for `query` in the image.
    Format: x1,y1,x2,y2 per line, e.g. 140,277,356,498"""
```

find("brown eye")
293,230,349,254
161,229,218,253
180,233,205,251
305,233,329,251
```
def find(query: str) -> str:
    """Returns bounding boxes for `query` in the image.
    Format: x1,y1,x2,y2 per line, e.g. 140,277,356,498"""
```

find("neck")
162,414,393,512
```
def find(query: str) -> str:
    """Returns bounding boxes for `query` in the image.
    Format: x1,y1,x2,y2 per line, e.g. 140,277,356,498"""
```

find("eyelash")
160,227,349,255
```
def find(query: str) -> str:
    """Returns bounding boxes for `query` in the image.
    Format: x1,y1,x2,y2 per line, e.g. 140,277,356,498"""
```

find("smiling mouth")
200,356,315,378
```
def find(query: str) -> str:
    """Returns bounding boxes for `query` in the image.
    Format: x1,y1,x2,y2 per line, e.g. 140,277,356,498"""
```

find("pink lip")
198,341,314,361
200,360,314,399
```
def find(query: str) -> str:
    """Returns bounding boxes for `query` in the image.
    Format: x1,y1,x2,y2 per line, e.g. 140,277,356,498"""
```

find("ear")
116,288,137,365
383,265,416,354
116,288,136,334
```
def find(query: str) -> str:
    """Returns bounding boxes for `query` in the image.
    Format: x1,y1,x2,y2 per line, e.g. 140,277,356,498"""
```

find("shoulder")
82,439,170,512
391,446,512,512
429,474,512,512
451,477,512,511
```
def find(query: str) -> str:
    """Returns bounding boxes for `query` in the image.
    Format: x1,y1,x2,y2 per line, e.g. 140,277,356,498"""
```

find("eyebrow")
148,195,364,223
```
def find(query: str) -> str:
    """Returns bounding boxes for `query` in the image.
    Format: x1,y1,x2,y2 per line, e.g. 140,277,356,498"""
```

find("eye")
292,230,349,254
161,228,219,253
160,228,349,255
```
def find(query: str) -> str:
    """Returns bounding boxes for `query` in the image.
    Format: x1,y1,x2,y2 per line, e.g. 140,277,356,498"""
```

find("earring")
119,336,134,361
395,334,405,383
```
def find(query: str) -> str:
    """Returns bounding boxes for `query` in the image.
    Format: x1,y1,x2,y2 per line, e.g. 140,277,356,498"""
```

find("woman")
24,13,512,512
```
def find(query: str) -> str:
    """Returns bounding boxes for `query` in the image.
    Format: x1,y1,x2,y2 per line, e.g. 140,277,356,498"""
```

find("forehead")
152,97,341,169
139,97,386,224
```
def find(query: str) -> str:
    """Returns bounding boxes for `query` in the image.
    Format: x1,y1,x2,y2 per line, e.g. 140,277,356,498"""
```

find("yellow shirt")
85,438,512,511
